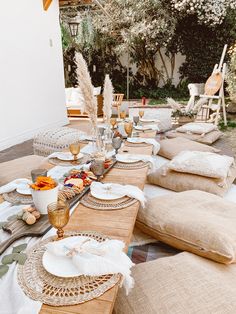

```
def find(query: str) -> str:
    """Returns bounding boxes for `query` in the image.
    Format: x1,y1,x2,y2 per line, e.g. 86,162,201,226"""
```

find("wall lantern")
68,20,80,38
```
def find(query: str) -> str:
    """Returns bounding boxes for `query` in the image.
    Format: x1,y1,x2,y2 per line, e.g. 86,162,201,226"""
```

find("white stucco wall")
0,0,68,150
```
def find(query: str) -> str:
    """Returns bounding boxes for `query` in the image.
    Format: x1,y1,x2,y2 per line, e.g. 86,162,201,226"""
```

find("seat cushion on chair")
114,252,236,314
166,129,223,145
33,127,86,157
137,190,236,264
0,155,53,186
147,164,236,197
159,137,220,159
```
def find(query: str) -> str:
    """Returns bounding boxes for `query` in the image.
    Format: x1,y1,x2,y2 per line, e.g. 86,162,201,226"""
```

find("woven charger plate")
17,231,121,306
3,190,32,205
81,192,138,211
114,160,150,170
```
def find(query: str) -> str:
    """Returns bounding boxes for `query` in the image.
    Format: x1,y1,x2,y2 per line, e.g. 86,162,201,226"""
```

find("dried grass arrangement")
103,74,114,123
76,52,97,129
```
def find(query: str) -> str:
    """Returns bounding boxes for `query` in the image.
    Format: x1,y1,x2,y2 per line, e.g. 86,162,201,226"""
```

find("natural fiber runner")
81,192,138,211
17,231,121,306
114,160,150,170
3,190,32,205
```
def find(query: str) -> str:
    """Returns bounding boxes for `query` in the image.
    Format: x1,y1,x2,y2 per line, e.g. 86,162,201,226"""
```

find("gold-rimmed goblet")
47,200,70,240
124,122,133,138
110,118,117,130
139,110,144,119
120,111,126,121
69,143,80,162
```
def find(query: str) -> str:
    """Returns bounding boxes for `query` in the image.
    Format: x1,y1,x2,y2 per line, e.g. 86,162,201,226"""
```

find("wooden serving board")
0,215,51,255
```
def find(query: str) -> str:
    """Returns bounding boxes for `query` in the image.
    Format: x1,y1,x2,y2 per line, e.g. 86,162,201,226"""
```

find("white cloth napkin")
91,182,146,207
128,138,160,155
116,154,155,170
47,152,75,160
45,236,134,294
0,178,31,193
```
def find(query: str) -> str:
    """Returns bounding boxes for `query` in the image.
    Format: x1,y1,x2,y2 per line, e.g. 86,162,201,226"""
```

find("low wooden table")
0,144,153,314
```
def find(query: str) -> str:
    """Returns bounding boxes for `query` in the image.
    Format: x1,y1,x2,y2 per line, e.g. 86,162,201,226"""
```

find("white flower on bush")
171,0,236,25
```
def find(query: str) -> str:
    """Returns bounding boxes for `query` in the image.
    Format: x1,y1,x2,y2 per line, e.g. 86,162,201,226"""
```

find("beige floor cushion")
0,155,53,186
137,190,236,264
159,137,220,159
176,122,217,134
166,129,223,144
147,164,236,197
114,252,236,314
168,151,234,181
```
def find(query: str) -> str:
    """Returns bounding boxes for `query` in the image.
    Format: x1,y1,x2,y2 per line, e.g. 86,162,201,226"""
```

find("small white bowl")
31,184,59,214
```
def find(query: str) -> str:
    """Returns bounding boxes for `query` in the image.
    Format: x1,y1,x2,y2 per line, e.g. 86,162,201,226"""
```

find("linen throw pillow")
159,137,220,160
166,129,223,145
147,165,236,197
168,151,234,182
176,122,217,135
114,252,236,314
137,190,236,264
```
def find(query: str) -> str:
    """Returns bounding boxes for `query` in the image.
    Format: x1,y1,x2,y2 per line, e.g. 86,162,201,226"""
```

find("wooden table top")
0,143,153,314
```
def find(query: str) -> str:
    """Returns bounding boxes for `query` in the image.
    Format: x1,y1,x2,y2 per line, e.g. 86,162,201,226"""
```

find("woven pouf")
33,127,86,157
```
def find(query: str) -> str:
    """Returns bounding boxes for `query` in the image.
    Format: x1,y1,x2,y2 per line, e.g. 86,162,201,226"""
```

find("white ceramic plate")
91,189,125,200
43,251,80,277
16,185,32,195
127,138,143,144
140,118,157,123
116,154,140,164
57,152,84,161
134,125,151,131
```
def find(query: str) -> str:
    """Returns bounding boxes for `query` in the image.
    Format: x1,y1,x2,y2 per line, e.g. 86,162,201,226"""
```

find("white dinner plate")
16,185,32,195
57,152,84,161
91,189,125,200
127,138,143,144
134,125,151,131
116,154,140,164
140,118,158,123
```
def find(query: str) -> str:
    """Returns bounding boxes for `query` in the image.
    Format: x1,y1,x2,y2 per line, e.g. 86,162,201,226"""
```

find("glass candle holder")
47,200,70,240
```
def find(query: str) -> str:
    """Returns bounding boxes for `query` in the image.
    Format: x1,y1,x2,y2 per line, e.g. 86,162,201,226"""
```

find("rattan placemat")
81,192,138,211
3,190,33,205
17,231,121,306
114,160,150,170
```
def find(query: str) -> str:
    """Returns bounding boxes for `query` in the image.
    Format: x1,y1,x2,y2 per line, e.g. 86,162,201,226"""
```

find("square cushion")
176,122,217,134
137,190,236,264
159,137,220,159
166,129,223,145
0,156,53,186
147,165,236,197
168,151,234,181
114,252,236,314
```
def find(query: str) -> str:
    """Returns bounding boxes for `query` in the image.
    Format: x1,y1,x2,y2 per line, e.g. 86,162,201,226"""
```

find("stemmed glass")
69,143,80,162
47,200,70,240
139,110,144,119
112,137,123,155
110,118,117,130
133,116,140,126
90,159,105,181
124,122,133,138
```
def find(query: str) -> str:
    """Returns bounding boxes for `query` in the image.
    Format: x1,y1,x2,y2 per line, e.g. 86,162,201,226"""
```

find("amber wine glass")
124,122,133,138
47,200,70,240
139,110,144,119
69,143,80,161
110,118,117,130
120,111,126,120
